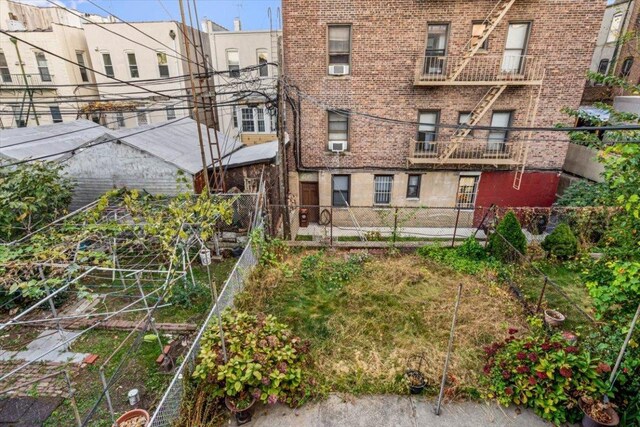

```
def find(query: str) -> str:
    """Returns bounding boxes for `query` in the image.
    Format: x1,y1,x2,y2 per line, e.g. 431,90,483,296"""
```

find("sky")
19,0,282,31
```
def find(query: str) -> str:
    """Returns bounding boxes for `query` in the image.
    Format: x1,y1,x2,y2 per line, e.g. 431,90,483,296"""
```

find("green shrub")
417,239,494,275
482,318,608,425
456,237,487,261
488,211,527,262
193,310,312,407
542,223,578,259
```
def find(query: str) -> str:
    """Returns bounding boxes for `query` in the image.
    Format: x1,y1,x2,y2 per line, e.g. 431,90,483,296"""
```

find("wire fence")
279,204,618,247
148,231,260,427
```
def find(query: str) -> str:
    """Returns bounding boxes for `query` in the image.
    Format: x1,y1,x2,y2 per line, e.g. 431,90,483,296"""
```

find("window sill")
406,197,420,201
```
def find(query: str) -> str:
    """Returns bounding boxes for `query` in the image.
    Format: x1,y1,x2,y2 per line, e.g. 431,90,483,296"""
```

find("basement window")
456,175,479,209
374,175,393,205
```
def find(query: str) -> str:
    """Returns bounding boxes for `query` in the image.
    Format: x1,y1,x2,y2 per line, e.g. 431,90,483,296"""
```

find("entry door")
300,182,319,223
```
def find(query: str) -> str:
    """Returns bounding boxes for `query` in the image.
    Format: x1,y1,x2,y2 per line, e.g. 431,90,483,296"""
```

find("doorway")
300,182,319,223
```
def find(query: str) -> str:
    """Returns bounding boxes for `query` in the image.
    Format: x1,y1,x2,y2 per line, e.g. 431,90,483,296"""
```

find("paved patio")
238,395,550,427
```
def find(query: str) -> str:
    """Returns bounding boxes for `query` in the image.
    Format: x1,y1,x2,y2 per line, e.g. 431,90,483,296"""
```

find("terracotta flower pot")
115,408,149,427
544,309,565,327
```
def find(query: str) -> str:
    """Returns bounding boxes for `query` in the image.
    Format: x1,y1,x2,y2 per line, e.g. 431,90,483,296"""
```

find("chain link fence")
148,235,259,427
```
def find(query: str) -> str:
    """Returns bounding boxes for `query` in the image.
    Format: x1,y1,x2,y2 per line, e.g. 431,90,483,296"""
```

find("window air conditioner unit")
328,64,349,75
329,141,347,153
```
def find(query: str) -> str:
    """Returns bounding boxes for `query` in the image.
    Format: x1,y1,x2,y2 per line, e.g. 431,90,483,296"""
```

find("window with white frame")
456,175,479,209
166,106,176,120
127,52,139,78
102,52,114,77
237,107,272,133
227,49,240,77
328,25,351,70
257,49,268,77
487,111,512,151
417,111,438,152
241,108,255,132
328,110,349,147
502,23,530,74
607,13,623,43
76,51,89,82
35,52,51,82
0,51,11,83
157,52,169,77
374,175,393,205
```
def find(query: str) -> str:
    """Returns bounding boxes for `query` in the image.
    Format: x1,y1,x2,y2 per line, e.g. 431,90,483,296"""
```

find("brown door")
300,182,319,223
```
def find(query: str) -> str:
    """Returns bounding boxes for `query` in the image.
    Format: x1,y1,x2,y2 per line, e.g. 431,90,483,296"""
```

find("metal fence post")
536,276,549,313
330,205,333,247
393,207,399,246
451,207,461,248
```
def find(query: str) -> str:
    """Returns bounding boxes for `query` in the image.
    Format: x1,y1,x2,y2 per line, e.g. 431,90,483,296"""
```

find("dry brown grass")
236,250,527,396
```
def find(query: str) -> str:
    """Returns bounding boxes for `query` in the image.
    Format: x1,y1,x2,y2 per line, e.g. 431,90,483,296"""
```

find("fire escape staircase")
441,85,506,160
448,0,517,81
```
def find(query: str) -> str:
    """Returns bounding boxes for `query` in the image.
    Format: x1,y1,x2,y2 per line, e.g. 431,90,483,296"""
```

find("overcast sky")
18,0,282,31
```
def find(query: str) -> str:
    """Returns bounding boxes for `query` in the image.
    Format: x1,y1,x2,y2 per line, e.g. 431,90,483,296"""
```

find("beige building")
204,18,280,146
83,21,212,130
0,0,105,128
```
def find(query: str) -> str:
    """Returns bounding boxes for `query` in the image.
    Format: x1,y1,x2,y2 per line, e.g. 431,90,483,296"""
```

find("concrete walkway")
0,329,88,364
240,395,550,427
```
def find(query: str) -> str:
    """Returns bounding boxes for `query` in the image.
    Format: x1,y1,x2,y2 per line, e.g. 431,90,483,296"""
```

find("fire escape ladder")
449,0,517,81
441,85,507,161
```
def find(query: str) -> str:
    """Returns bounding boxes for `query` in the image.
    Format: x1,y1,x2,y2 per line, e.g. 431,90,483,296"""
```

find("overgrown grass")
235,250,526,397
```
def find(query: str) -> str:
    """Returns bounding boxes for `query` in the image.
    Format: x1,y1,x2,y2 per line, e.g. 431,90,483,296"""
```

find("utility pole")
276,35,291,239
10,37,39,126
178,0,210,194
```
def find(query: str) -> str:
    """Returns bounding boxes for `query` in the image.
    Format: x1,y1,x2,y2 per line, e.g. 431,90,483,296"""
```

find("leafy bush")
300,251,368,291
193,310,312,407
482,318,608,425
417,238,494,275
586,260,640,320
169,281,210,308
488,211,527,263
542,223,578,259
456,237,488,261
556,181,609,207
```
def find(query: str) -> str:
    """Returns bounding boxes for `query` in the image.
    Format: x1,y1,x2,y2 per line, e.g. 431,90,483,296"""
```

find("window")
102,53,114,77
456,175,479,209
374,175,393,205
256,108,266,132
471,22,489,51
332,175,350,207
232,108,238,128
127,52,139,78
0,52,11,83
241,108,255,132
417,110,439,152
502,23,530,73
607,13,623,43
425,24,449,74
227,49,240,77
328,110,349,146
328,25,351,69
166,106,176,120
257,49,268,77
487,111,512,151
35,52,51,82
76,51,89,82
116,112,125,128
458,112,474,137
406,175,421,199
598,59,610,75
157,52,169,77
137,110,148,126
11,105,26,128
620,57,634,78
49,106,62,123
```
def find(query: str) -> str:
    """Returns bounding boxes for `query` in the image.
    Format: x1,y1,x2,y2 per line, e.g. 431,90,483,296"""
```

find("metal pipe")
9,37,39,126
435,283,463,416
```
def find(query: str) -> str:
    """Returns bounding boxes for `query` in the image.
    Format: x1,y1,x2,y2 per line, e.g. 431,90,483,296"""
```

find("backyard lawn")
235,249,528,396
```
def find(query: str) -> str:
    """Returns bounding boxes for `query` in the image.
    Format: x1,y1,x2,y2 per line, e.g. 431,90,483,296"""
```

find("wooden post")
451,207,462,248
536,277,548,313
393,207,399,245
276,40,291,239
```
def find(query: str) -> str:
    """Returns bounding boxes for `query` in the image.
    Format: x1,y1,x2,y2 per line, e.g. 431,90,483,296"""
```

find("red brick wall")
283,0,605,172
475,170,560,208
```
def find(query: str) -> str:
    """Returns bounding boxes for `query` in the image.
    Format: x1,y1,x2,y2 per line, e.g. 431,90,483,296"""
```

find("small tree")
0,162,73,241
542,223,578,259
488,211,527,262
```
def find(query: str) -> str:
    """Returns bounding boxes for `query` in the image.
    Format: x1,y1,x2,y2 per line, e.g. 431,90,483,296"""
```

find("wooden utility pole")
178,0,210,193
276,35,291,239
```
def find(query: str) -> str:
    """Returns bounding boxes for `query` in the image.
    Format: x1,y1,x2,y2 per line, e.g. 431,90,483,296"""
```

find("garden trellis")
0,188,262,425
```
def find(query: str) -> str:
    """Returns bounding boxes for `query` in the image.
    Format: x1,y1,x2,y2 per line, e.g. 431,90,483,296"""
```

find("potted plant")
544,309,565,327
406,369,426,394
225,391,256,425
115,408,149,427
579,396,619,427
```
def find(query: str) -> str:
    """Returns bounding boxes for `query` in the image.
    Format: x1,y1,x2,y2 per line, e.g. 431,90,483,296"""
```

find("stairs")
449,0,516,81
441,85,507,160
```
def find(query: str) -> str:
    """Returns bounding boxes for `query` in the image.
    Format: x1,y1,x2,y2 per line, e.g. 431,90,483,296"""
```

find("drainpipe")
10,37,40,126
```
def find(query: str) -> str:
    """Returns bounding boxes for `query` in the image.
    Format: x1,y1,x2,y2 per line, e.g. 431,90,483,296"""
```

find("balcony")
414,55,544,86
408,139,525,166
0,73,56,89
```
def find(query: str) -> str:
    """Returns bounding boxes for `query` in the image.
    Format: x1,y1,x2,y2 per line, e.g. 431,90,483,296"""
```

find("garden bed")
235,249,528,396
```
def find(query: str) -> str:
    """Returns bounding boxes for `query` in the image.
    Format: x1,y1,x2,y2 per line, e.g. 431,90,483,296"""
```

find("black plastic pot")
580,401,620,427
406,369,426,394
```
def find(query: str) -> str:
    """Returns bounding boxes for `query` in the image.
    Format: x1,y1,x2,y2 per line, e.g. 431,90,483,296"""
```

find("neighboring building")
83,21,212,129
204,18,280,146
0,0,105,128
583,0,639,103
0,118,242,208
282,0,604,225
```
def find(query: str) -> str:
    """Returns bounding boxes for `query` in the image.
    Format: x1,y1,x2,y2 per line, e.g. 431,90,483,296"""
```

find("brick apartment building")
281,0,605,224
